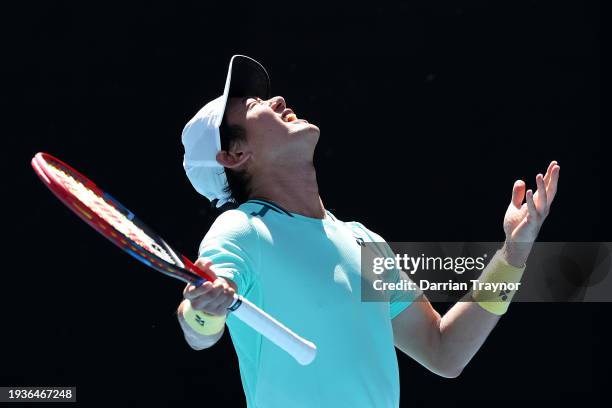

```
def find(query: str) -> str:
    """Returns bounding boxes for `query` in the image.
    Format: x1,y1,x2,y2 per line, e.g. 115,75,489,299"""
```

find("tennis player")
177,55,560,407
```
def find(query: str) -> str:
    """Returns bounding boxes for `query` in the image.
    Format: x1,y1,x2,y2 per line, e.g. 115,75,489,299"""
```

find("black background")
3,0,606,406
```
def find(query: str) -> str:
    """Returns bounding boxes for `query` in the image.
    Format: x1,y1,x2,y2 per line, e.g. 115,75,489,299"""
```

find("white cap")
181,55,271,207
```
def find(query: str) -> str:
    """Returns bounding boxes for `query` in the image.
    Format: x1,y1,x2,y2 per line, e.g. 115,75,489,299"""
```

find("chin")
290,121,320,136
305,122,320,133
287,124,320,153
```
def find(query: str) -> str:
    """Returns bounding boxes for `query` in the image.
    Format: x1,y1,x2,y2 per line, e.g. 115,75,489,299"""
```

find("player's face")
224,96,320,166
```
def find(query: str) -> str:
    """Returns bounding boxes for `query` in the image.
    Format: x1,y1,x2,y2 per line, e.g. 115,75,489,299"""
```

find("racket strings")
46,163,175,264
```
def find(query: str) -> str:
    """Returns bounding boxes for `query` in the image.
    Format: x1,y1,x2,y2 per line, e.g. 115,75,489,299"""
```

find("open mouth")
281,109,309,124
282,112,308,124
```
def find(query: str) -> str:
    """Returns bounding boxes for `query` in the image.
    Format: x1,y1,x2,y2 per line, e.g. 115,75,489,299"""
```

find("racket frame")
31,152,212,285
32,152,317,365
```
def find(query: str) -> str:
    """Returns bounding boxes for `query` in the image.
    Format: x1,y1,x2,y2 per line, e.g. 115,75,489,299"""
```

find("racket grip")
230,295,317,366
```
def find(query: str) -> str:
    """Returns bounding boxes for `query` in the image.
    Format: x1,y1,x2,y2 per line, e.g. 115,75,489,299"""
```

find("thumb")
511,180,526,209
193,257,217,282
194,257,213,270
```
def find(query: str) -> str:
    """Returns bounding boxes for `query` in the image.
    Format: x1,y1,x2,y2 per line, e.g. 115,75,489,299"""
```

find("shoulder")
206,209,256,237
201,207,263,251
342,220,386,243
342,219,393,259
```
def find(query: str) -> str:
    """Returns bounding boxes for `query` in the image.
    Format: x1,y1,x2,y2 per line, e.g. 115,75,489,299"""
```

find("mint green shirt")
199,199,420,408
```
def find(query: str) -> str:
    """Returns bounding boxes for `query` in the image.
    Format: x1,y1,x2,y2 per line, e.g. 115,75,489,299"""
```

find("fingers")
184,278,235,315
535,173,548,215
517,161,560,215
206,292,235,315
194,258,213,270
542,160,561,202
511,180,526,208
526,189,538,218
547,164,560,203
182,258,234,315
183,280,214,300
543,161,557,186
193,257,216,280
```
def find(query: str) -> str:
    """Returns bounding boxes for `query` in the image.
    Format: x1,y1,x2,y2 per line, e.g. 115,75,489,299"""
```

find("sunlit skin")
179,95,561,378
216,96,325,220
223,96,320,166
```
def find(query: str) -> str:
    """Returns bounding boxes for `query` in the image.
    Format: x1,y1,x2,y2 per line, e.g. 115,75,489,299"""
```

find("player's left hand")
502,160,560,266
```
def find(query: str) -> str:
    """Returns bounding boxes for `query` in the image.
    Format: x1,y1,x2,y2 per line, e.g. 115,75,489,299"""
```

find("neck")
248,162,325,219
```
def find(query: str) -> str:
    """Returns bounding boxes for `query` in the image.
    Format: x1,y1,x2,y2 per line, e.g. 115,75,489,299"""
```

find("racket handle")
230,295,317,366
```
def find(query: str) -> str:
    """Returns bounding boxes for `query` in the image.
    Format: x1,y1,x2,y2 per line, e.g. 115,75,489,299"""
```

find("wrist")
179,314,224,350
180,300,226,336
502,240,531,268
472,249,526,315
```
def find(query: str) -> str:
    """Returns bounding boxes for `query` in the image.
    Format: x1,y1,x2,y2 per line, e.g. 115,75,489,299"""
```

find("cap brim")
226,55,271,99
214,55,271,127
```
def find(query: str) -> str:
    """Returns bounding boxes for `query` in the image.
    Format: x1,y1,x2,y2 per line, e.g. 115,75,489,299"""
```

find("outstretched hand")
502,161,560,266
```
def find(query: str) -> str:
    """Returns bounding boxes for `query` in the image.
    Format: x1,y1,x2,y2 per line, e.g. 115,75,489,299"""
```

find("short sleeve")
346,221,422,319
198,209,260,296
388,268,422,319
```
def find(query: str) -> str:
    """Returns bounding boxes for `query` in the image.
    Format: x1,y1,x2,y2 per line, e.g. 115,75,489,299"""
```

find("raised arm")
392,161,560,377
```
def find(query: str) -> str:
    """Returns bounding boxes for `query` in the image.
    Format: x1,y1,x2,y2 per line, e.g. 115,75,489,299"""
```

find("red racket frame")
31,152,215,285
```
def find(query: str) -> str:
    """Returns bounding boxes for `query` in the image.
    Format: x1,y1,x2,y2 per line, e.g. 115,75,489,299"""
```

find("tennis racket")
31,152,317,365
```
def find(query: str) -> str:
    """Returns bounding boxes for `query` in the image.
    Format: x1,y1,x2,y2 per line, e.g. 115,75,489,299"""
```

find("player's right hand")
182,258,236,316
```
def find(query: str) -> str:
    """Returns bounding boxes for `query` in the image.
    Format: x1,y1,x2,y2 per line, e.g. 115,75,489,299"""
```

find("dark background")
3,0,605,406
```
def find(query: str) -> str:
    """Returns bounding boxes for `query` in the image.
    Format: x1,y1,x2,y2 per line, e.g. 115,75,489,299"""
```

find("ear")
216,149,251,169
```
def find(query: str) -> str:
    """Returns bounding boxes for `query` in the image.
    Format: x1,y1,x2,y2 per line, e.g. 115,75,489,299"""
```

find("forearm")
177,300,224,350
436,244,524,374
435,299,500,376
